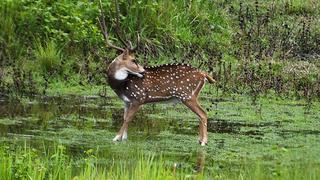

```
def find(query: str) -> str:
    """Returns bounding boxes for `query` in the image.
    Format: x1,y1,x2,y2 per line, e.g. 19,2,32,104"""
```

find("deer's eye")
132,59,138,65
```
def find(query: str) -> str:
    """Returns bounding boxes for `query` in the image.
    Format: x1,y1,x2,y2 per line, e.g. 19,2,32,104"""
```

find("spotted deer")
98,0,216,146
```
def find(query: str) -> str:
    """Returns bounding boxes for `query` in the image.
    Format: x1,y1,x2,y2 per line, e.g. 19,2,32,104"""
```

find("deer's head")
111,49,145,80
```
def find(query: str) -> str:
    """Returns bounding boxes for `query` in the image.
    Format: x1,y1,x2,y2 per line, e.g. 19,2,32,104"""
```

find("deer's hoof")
200,142,207,146
199,141,207,146
113,135,122,142
122,131,128,140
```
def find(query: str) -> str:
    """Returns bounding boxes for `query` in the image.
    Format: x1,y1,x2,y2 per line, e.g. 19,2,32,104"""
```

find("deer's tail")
204,73,216,84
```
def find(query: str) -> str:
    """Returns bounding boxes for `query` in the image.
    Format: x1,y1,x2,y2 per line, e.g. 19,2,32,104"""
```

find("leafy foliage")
0,0,319,101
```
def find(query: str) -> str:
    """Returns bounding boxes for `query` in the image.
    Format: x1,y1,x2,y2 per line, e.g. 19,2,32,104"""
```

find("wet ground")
0,91,320,174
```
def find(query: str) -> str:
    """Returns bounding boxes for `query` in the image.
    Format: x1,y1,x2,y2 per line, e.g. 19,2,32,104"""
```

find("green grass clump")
34,40,62,76
0,143,72,180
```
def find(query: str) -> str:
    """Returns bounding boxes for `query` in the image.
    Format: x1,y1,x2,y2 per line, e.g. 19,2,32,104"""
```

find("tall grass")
0,143,72,180
0,143,319,180
34,40,62,76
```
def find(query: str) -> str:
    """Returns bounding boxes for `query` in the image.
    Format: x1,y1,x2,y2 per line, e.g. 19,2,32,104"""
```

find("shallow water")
0,93,320,174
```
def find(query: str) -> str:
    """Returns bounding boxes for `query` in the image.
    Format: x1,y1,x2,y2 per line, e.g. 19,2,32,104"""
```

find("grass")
34,40,62,76
0,143,319,180
45,81,104,96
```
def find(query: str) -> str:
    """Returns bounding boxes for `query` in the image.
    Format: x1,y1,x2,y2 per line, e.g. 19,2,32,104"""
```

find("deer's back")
123,64,207,103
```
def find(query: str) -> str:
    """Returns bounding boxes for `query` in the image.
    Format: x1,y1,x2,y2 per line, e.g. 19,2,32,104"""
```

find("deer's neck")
107,76,127,94
107,65,128,94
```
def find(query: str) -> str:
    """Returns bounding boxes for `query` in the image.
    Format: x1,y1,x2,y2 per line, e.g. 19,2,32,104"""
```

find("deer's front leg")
113,102,140,142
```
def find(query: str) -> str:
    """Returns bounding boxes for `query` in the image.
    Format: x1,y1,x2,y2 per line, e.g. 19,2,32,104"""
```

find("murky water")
1,94,320,173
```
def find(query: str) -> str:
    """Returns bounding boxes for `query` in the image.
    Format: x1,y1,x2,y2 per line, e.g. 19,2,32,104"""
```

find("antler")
98,0,124,52
129,33,140,52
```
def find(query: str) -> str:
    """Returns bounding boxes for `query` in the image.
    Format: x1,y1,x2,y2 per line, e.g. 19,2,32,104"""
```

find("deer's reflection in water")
194,148,206,173
172,149,206,175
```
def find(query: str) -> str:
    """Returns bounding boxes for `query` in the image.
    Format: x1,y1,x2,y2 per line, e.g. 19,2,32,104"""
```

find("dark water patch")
241,130,264,139
206,97,236,103
207,118,280,138
0,95,114,119
214,139,226,149
208,118,280,132
0,117,39,136
278,129,320,138
282,103,308,107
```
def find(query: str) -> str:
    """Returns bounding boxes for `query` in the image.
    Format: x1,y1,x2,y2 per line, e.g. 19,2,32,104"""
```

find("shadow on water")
278,129,320,138
0,96,113,138
0,95,114,118
172,148,206,175
207,118,281,138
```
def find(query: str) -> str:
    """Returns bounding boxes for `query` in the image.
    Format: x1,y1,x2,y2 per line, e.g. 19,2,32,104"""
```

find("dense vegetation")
1,0,319,102
1,1,320,179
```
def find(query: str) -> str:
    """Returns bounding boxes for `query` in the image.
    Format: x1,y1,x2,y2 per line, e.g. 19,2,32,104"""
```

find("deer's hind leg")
183,99,208,146
113,102,140,142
